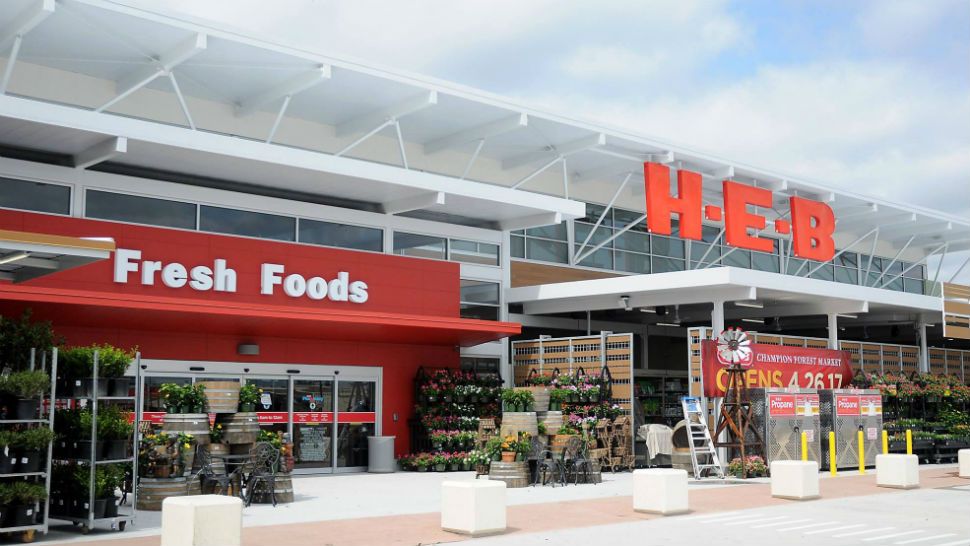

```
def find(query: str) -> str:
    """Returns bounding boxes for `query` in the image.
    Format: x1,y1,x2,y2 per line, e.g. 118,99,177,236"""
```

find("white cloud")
859,0,961,51
561,46,667,79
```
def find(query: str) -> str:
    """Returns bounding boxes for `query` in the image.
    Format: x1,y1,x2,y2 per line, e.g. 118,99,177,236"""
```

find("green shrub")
97,405,133,440
0,370,50,398
8,481,47,503
59,344,135,378
0,310,60,370
11,427,55,450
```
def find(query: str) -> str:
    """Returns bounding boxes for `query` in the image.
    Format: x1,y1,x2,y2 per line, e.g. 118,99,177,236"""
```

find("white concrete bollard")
960,449,970,478
770,460,820,500
632,468,689,515
161,494,243,546
441,480,507,536
876,454,919,489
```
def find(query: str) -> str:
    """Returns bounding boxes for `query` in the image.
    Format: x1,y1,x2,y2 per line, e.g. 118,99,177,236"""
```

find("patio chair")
529,436,559,487
191,445,237,496
560,436,593,485
244,442,281,507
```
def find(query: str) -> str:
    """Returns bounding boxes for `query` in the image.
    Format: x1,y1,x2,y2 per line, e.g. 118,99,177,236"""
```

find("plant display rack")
634,372,689,427
399,367,502,472
0,348,56,543
51,350,141,534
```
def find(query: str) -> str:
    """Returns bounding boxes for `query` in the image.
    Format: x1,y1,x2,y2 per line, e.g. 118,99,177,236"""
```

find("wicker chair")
244,442,280,507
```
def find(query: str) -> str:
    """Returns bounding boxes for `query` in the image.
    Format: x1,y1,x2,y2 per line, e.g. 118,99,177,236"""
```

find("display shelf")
0,523,46,533
0,472,46,478
0,419,49,424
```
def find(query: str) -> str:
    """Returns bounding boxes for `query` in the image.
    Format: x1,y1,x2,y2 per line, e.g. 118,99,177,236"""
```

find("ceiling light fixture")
734,301,764,309
619,295,632,311
0,251,30,265
655,322,682,328
742,318,765,324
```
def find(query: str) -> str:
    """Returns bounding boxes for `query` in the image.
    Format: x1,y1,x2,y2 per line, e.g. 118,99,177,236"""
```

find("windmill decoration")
712,327,763,476
715,328,754,367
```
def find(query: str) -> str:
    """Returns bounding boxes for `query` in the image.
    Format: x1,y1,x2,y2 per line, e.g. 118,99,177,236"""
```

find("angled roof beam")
909,232,970,247
499,212,563,232
833,202,879,220
381,191,445,215
97,33,207,112
73,136,126,169
503,133,605,170
335,91,437,137
423,113,527,155
235,65,331,117
0,0,53,51
702,165,734,180
574,163,638,184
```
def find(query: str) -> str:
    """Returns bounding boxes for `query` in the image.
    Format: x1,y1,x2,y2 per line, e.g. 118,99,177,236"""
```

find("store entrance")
138,361,380,474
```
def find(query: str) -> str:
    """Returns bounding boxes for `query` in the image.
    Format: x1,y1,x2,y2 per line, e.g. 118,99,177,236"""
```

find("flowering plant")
727,455,767,477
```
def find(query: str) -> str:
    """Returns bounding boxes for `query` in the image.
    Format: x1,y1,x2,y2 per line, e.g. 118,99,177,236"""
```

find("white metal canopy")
0,229,114,282
0,0,966,247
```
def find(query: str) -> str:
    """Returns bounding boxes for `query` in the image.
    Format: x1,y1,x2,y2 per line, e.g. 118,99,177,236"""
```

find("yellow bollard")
801,430,808,462
829,431,837,476
882,430,889,455
858,429,865,475
906,429,912,455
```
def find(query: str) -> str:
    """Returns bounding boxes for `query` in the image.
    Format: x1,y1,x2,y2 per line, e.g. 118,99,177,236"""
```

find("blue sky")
123,0,970,279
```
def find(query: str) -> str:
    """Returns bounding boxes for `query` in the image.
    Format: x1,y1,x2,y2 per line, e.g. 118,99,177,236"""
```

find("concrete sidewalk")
39,465,967,545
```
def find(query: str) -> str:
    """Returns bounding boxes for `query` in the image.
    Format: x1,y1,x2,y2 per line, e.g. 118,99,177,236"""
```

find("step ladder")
681,397,724,479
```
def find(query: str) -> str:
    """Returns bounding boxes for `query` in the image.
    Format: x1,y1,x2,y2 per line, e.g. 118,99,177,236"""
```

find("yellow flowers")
183,443,191,449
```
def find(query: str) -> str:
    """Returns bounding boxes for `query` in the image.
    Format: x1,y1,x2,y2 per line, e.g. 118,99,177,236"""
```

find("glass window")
87,190,196,230
337,381,376,468
0,178,70,215
580,204,610,225
909,264,926,279
651,236,684,258
299,219,382,252
614,209,647,232
690,243,721,264
577,247,613,270
835,266,857,285
904,277,924,294
246,378,289,413
525,223,567,241
143,376,191,413
787,258,805,275
393,232,446,260
868,256,884,273
200,205,295,241
460,357,500,374
751,251,779,273
510,235,525,258
293,379,334,469
836,252,858,268
460,279,500,320
884,276,904,291
652,257,685,273
723,249,751,268
526,238,567,263
575,223,613,249
701,226,722,243
450,239,499,266
615,251,650,274
614,230,649,252
887,260,906,275
809,263,835,281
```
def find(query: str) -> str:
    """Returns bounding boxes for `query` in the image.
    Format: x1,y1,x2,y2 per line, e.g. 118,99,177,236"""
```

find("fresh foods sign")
113,248,369,303
701,340,853,397
644,162,837,262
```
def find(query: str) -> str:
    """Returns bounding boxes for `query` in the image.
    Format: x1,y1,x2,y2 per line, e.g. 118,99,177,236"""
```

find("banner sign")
140,411,377,425
701,340,854,397
835,394,860,416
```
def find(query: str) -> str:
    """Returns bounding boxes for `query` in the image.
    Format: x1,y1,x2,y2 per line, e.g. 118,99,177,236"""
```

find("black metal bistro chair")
191,445,238,496
529,436,559,487
559,436,593,485
244,442,281,507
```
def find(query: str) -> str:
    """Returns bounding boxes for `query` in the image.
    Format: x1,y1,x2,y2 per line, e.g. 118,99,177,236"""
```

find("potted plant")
517,389,535,412
13,427,55,473
159,383,187,414
500,388,520,412
588,385,601,403
433,453,448,472
238,383,259,412
96,344,135,396
184,383,207,414
98,405,133,460
499,434,517,462
415,453,429,472
100,464,125,518
548,389,567,412
515,432,532,462
77,409,104,460
0,431,17,474
1,370,50,419
54,409,80,458
8,481,46,526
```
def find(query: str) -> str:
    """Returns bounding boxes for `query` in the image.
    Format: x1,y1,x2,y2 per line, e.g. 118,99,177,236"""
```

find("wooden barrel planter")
522,387,550,412
488,461,529,488
249,472,294,504
539,411,563,434
208,442,228,475
136,477,202,511
162,413,211,445
499,412,538,438
221,412,259,444
229,443,254,456
550,434,579,456
199,380,241,413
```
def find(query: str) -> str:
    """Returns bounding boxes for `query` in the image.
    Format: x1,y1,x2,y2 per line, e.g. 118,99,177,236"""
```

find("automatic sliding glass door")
335,380,376,470
292,378,335,471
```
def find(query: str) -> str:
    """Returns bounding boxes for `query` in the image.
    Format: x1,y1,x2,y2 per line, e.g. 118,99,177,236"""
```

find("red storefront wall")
0,210,516,455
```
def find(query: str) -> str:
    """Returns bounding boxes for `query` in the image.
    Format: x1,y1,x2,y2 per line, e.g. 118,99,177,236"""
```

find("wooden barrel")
550,434,579,456
487,461,529,488
249,472,294,504
136,477,202,511
208,443,228,475
229,443,254,456
538,411,563,434
499,412,538,438
522,387,550,412
199,381,241,413
162,414,211,445
221,412,259,444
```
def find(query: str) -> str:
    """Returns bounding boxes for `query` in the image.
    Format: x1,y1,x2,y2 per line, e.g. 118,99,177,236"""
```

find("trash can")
368,436,396,473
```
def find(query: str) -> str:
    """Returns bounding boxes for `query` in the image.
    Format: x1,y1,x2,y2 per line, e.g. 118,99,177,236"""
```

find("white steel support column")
827,313,838,350
711,299,725,335
918,320,929,373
